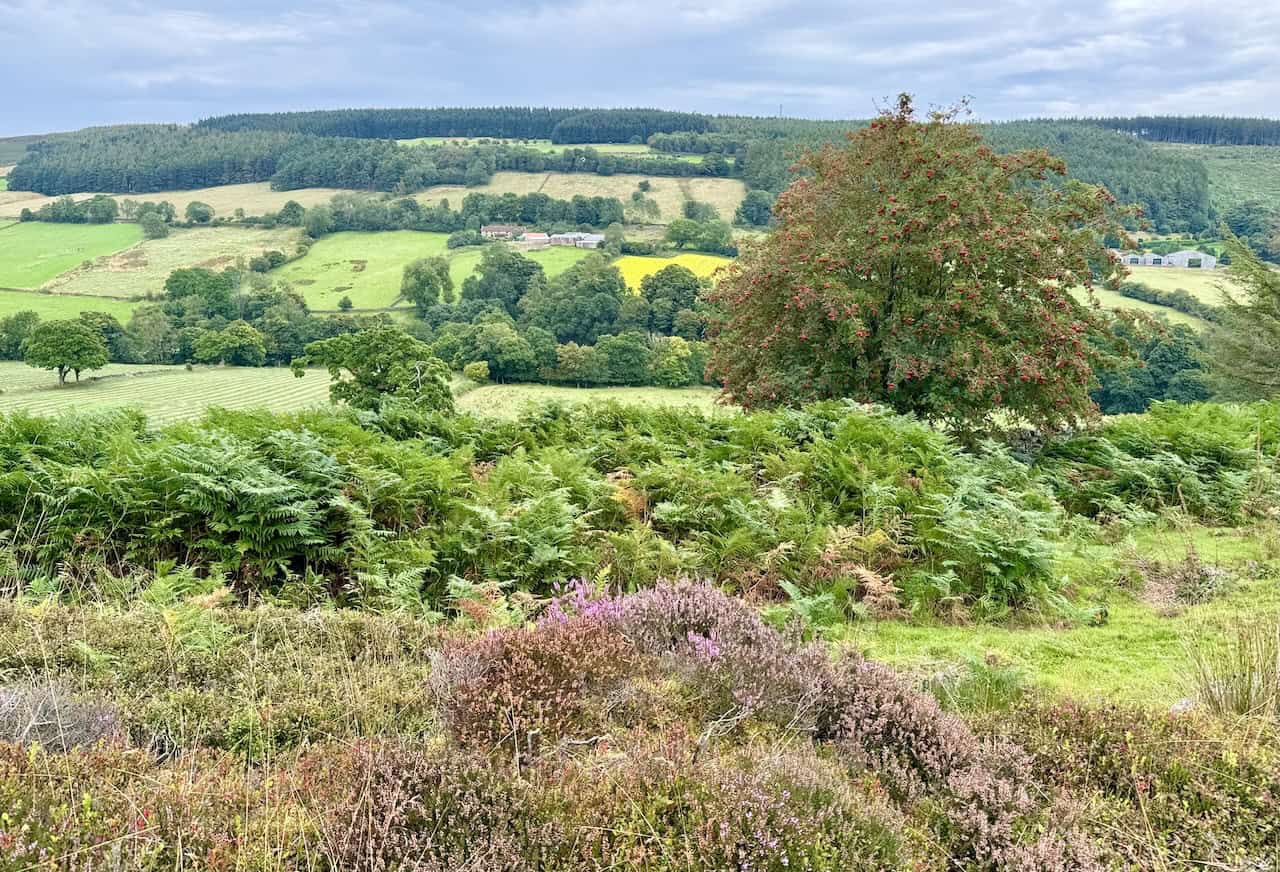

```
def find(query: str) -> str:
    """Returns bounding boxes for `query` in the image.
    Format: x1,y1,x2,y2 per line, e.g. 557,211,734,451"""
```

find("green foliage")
462,360,490,383
1204,235,1280,397
22,319,109,385
139,210,168,238
184,200,214,224
292,324,455,413
401,255,454,313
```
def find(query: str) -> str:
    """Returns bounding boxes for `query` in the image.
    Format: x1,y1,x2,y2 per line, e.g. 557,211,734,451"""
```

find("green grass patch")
0,289,139,320
1124,265,1235,305
275,230,451,309
456,383,723,418
0,361,336,423
0,222,144,289
279,234,594,311
843,524,1280,707
1072,286,1209,329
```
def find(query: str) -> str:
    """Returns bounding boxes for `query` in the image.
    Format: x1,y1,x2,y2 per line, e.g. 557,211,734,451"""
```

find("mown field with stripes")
0,362,336,425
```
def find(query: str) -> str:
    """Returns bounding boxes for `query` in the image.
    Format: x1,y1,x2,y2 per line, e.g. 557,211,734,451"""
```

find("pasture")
614,252,733,289
44,225,304,299
0,361,336,424
0,289,139,320
277,235,595,310
456,383,722,418
1073,286,1208,329
0,222,143,289
274,230,450,309
1124,264,1235,304
417,171,747,225
399,137,657,156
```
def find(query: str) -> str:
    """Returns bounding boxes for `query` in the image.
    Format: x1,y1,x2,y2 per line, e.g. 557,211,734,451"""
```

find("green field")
0,362,336,424
845,524,1280,707
45,225,302,299
1073,286,1208,329
0,222,144,289
615,252,733,289
1153,143,1280,210
1124,264,1235,305
0,288,139,320
277,234,595,310
456,383,722,418
275,230,449,309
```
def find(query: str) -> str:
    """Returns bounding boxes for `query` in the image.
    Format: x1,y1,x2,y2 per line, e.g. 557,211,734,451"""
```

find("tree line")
1070,116,1280,146
9,127,735,196
196,107,712,144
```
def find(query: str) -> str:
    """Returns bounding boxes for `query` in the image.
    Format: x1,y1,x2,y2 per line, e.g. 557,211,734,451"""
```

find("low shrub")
1000,700,1280,868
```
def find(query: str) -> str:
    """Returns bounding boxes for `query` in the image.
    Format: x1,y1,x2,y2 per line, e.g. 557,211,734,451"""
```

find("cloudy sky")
3,0,1278,135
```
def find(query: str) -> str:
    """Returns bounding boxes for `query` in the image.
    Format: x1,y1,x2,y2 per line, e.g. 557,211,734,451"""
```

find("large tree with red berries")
705,96,1134,433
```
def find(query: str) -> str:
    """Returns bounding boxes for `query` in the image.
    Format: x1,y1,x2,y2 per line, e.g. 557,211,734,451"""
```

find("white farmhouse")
1111,249,1217,269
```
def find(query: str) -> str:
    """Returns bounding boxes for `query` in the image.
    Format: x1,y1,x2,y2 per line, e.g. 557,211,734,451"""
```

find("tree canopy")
292,325,454,413
1203,235,1280,398
23,319,110,385
706,96,1132,432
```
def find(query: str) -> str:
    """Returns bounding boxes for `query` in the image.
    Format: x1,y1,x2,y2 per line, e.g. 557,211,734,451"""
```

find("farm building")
514,231,550,250
481,224,524,239
1112,249,1217,269
550,232,606,249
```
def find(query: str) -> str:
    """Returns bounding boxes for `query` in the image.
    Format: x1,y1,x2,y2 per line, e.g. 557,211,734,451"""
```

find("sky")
3,0,1280,136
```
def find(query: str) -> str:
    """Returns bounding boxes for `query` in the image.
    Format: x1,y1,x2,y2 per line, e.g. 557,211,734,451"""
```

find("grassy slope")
277,235,594,310
0,361,336,424
615,252,733,290
275,230,450,309
44,225,303,299
0,222,144,288
456,383,722,418
1071,286,1209,329
1153,142,1280,210
844,524,1280,707
1124,265,1235,305
0,289,139,319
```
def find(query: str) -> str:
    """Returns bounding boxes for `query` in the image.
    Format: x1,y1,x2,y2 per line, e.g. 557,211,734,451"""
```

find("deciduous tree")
292,325,454,413
23,320,109,385
706,95,1133,432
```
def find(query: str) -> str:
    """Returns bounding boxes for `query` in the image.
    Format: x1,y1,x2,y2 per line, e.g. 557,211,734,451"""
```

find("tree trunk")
58,366,67,386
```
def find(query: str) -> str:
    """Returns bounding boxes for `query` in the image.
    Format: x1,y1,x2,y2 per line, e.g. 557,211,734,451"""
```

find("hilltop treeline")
9,127,731,196
984,121,1212,232
197,107,712,144
7,126,292,194
7,108,1255,232
1078,115,1280,146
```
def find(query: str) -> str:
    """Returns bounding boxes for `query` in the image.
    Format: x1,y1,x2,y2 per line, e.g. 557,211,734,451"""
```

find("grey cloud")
2,0,1278,134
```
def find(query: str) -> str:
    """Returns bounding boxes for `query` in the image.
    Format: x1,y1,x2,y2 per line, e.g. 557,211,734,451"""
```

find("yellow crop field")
614,253,733,290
